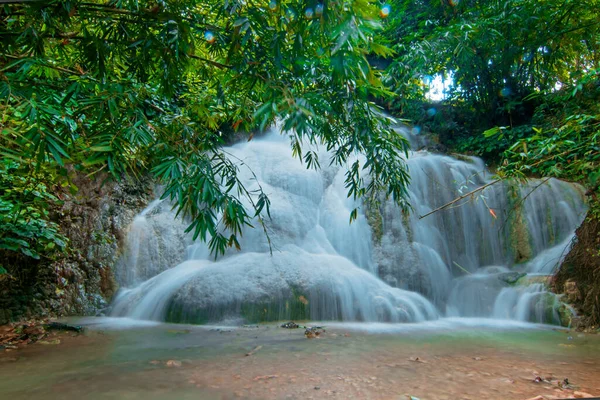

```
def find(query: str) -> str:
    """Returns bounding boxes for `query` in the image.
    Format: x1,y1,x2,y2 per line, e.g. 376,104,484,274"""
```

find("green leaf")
89,146,113,152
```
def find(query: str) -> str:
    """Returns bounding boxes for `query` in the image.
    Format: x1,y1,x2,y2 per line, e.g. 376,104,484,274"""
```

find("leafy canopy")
380,0,599,205
383,0,599,128
1,0,409,257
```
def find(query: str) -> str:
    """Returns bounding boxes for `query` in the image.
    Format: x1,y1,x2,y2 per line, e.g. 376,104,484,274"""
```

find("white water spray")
111,126,586,325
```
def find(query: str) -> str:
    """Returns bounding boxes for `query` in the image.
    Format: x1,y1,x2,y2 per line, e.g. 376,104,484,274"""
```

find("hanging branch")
418,178,502,219
419,143,591,220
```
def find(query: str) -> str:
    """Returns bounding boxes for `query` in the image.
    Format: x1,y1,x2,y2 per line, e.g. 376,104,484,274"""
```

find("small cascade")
115,199,188,286
493,283,561,324
110,125,587,325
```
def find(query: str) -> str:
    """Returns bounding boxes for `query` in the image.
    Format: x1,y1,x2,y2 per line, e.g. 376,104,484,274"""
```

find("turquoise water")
1,318,599,400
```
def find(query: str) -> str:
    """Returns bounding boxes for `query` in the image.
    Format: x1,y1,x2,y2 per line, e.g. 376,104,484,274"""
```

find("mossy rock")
530,292,561,325
557,302,577,327
365,200,384,242
450,153,477,164
514,275,552,287
165,291,311,324
498,272,526,285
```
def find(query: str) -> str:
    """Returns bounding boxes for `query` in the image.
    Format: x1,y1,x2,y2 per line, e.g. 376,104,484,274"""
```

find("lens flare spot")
268,0,277,10
423,75,433,84
305,8,314,19
450,0,460,6
412,126,422,135
204,31,215,43
380,4,391,18
426,108,436,117
286,8,296,19
500,87,511,97
315,3,324,15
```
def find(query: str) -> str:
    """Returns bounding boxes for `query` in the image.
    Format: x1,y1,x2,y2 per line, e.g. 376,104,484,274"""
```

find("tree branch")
187,54,232,69
418,178,502,219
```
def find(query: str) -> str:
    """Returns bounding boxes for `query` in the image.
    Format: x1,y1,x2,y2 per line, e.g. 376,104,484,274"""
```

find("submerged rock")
305,326,325,338
499,272,527,285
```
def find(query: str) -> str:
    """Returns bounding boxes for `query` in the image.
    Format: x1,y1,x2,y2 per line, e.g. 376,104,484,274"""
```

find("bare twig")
245,345,262,356
187,54,232,70
418,144,588,220
419,179,502,219
453,261,472,275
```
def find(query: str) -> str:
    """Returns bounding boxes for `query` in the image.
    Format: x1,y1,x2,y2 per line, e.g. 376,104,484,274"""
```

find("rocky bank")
0,174,153,324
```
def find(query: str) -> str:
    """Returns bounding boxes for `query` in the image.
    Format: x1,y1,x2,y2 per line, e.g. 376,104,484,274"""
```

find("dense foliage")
384,0,599,123
1,0,409,262
0,161,66,278
2,0,599,269
499,70,600,204
381,0,599,202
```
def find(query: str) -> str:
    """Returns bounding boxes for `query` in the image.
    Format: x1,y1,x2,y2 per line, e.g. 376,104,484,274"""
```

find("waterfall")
110,126,587,325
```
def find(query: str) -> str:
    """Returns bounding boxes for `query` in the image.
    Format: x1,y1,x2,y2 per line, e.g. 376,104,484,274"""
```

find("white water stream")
110,127,587,325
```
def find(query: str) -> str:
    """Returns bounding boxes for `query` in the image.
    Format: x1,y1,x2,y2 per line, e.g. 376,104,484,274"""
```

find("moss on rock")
506,183,534,264
165,289,312,325
514,275,552,287
365,199,384,243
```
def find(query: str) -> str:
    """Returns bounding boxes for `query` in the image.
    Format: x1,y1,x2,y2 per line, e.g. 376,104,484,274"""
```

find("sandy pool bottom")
1,318,599,400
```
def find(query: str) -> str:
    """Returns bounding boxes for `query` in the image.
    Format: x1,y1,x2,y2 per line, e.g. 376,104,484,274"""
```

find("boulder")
112,247,439,324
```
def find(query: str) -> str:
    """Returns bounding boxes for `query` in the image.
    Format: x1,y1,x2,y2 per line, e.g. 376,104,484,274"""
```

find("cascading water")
110,126,587,325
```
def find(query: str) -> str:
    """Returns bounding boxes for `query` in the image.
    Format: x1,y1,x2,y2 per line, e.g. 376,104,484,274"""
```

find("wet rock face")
0,174,153,323
554,211,600,328
564,280,582,303
55,176,154,317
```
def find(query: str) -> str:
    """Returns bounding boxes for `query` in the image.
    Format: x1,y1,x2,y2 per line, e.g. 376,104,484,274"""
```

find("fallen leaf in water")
409,357,426,363
253,375,278,381
166,329,191,335
149,360,160,365
473,357,483,361
245,345,262,356
574,391,595,398
166,360,182,367
38,339,60,345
